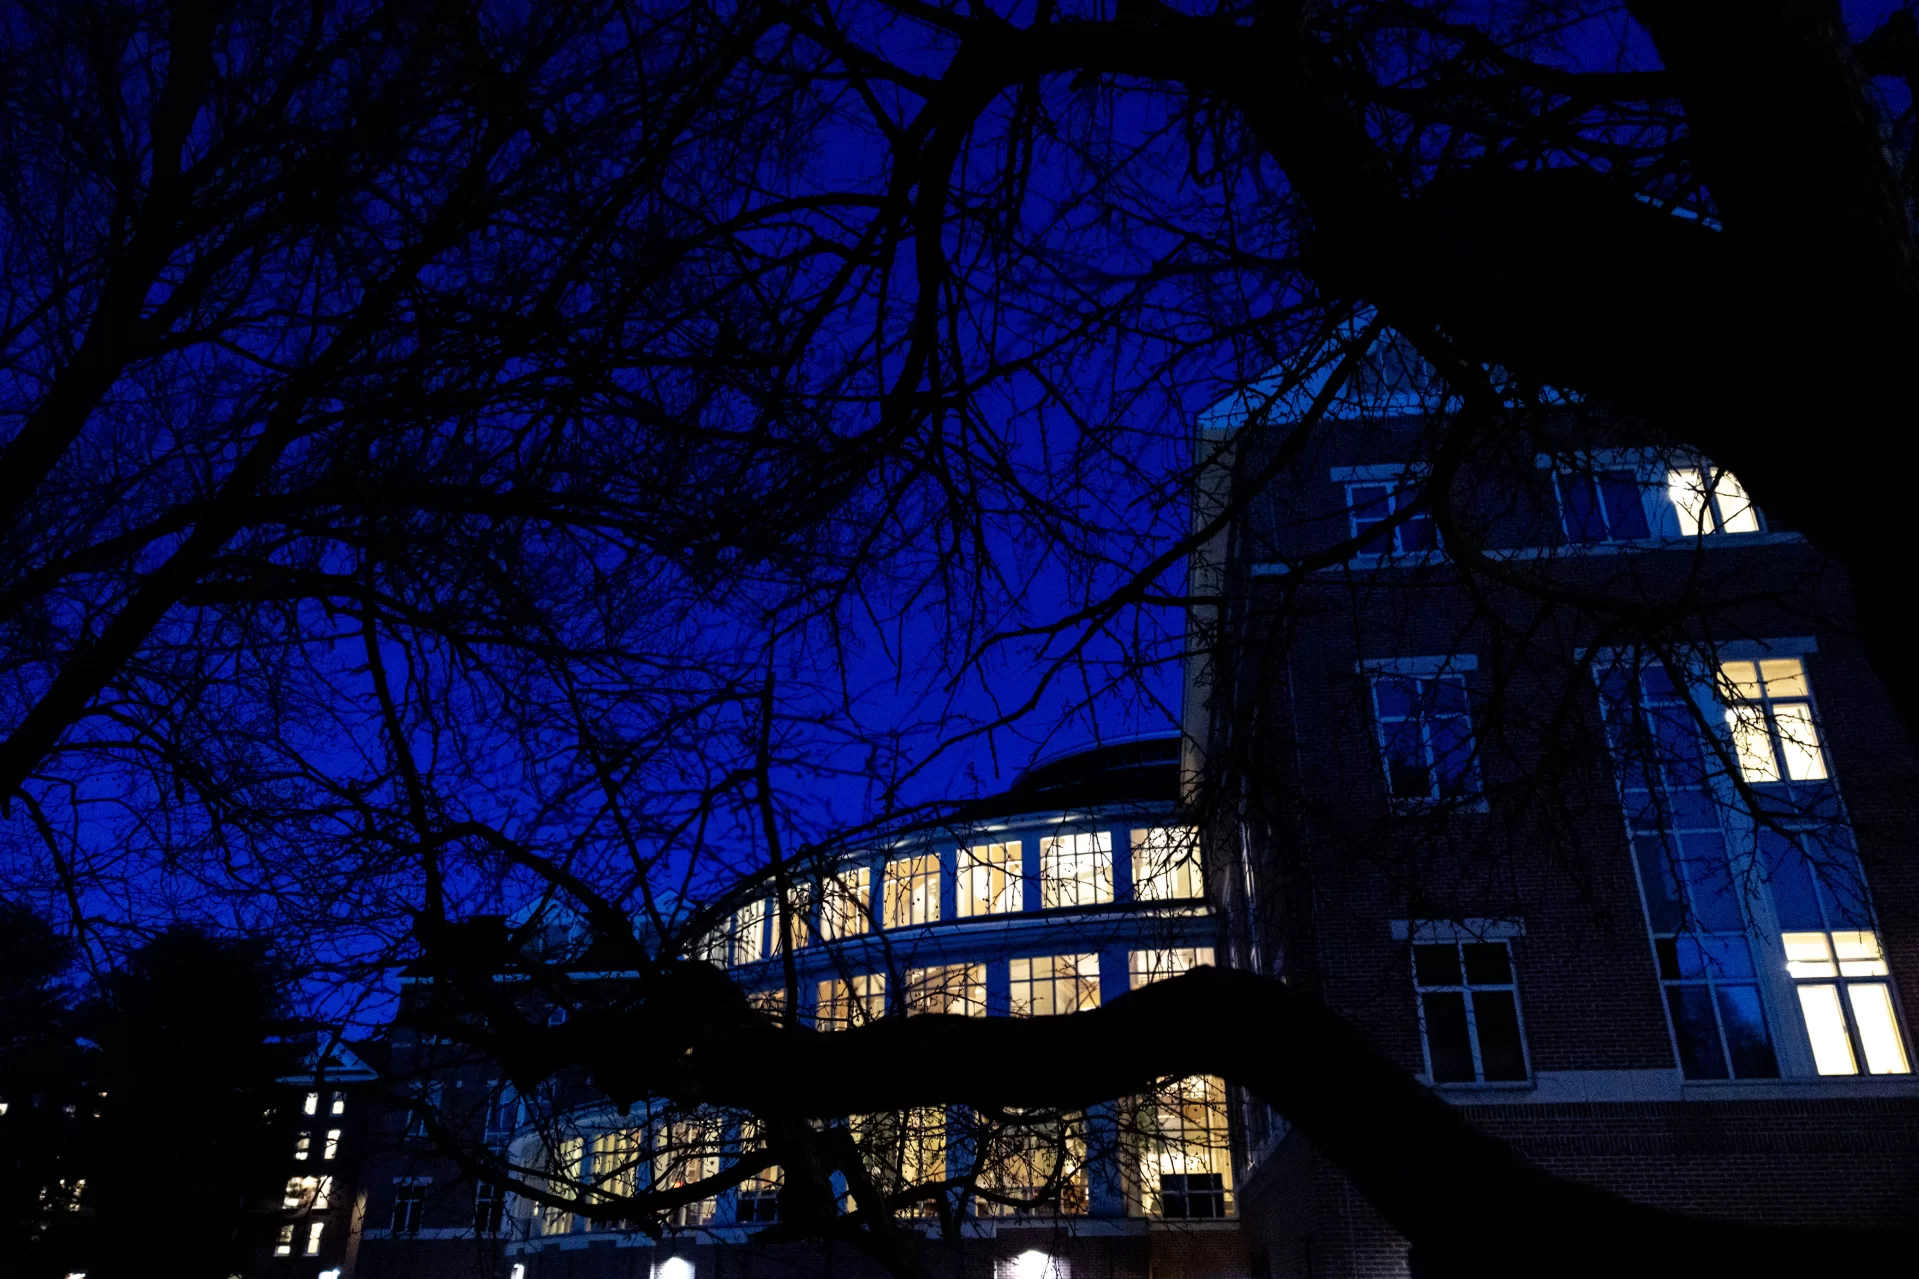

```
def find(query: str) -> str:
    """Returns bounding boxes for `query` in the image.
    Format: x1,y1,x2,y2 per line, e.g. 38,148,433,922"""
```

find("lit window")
475,1181,506,1235
730,899,766,966
655,1118,722,1227
284,1176,319,1210
974,1115,1089,1216
1131,827,1203,901
816,974,886,1030
1412,941,1529,1083
275,1224,296,1256
1125,1075,1233,1218
766,885,812,953
330,1093,346,1116
391,1183,426,1235
1760,827,1908,1075
735,1119,782,1224
1039,833,1112,908
305,1223,324,1256
303,1092,319,1116
905,964,987,1017
1128,948,1214,989
313,1176,333,1209
1667,466,1760,535
1780,931,1910,1074
883,855,941,929
819,866,871,940
957,842,1021,916
746,987,788,1017
1345,480,1436,556
294,1134,310,1160
1010,954,1100,1017
1369,671,1477,801
852,1108,947,1208
1555,467,1651,543
323,1129,341,1160
1718,658,1827,783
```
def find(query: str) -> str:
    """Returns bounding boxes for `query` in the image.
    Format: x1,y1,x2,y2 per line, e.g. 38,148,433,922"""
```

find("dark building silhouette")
1183,328,1919,1279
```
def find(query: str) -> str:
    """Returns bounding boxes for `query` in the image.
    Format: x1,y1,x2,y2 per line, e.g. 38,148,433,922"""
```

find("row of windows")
704,827,1203,967
779,947,1213,1030
525,1079,1233,1235
1343,460,1764,558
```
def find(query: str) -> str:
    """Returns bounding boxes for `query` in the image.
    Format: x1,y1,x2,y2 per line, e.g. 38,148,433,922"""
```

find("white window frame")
1410,937,1531,1085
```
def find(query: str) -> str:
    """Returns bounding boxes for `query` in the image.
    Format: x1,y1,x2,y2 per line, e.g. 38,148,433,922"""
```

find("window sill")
1250,530,1807,576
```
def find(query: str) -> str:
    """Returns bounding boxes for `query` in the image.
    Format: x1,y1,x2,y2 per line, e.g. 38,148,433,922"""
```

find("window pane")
884,855,941,929
1373,675,1417,720
1845,983,1912,1074
1757,659,1808,699
1666,986,1730,1079
958,843,1020,917
1429,716,1476,796
1040,833,1113,908
1714,985,1779,1078
1718,661,1762,700
1130,947,1215,989
1398,510,1438,552
1667,468,1712,535
1760,832,1826,931
1598,472,1650,539
1725,705,1781,782
820,867,871,939
1381,720,1429,799
1421,991,1475,1082
1460,943,1511,986
1412,944,1461,987
1560,472,1606,542
1471,990,1527,1081
1771,703,1827,781
1713,470,1760,532
1678,833,1743,932
1635,837,1686,934
1132,827,1203,901
1796,984,1859,1075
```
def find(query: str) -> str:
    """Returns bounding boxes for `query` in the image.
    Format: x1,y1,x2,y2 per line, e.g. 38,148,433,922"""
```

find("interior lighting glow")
654,1257,696,1279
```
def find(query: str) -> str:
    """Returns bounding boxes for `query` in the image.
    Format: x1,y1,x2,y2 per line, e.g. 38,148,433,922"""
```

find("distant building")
1183,327,1919,1279
331,738,1245,1279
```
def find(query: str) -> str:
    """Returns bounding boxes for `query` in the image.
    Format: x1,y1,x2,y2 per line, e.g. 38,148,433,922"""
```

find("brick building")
1182,327,1919,1279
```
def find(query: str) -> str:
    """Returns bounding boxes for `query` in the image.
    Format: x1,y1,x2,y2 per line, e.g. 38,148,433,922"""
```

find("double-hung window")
1718,658,1827,783
1366,664,1478,802
1412,941,1528,1083
1345,478,1437,556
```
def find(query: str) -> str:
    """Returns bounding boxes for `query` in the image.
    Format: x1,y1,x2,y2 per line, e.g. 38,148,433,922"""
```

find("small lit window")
323,1129,341,1160
904,964,986,1017
1412,941,1528,1083
819,866,872,940
1781,931,1910,1075
275,1224,296,1256
1039,833,1113,908
303,1092,320,1116
766,885,812,953
1345,480,1436,556
305,1222,325,1256
329,1092,346,1116
1667,466,1760,535
957,842,1020,916
391,1184,426,1235
1718,658,1827,783
1010,954,1101,1017
815,974,886,1030
1128,948,1214,989
284,1176,318,1210
1131,827,1203,901
1369,672,1477,801
294,1134,310,1161
1555,467,1651,543
883,855,941,929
